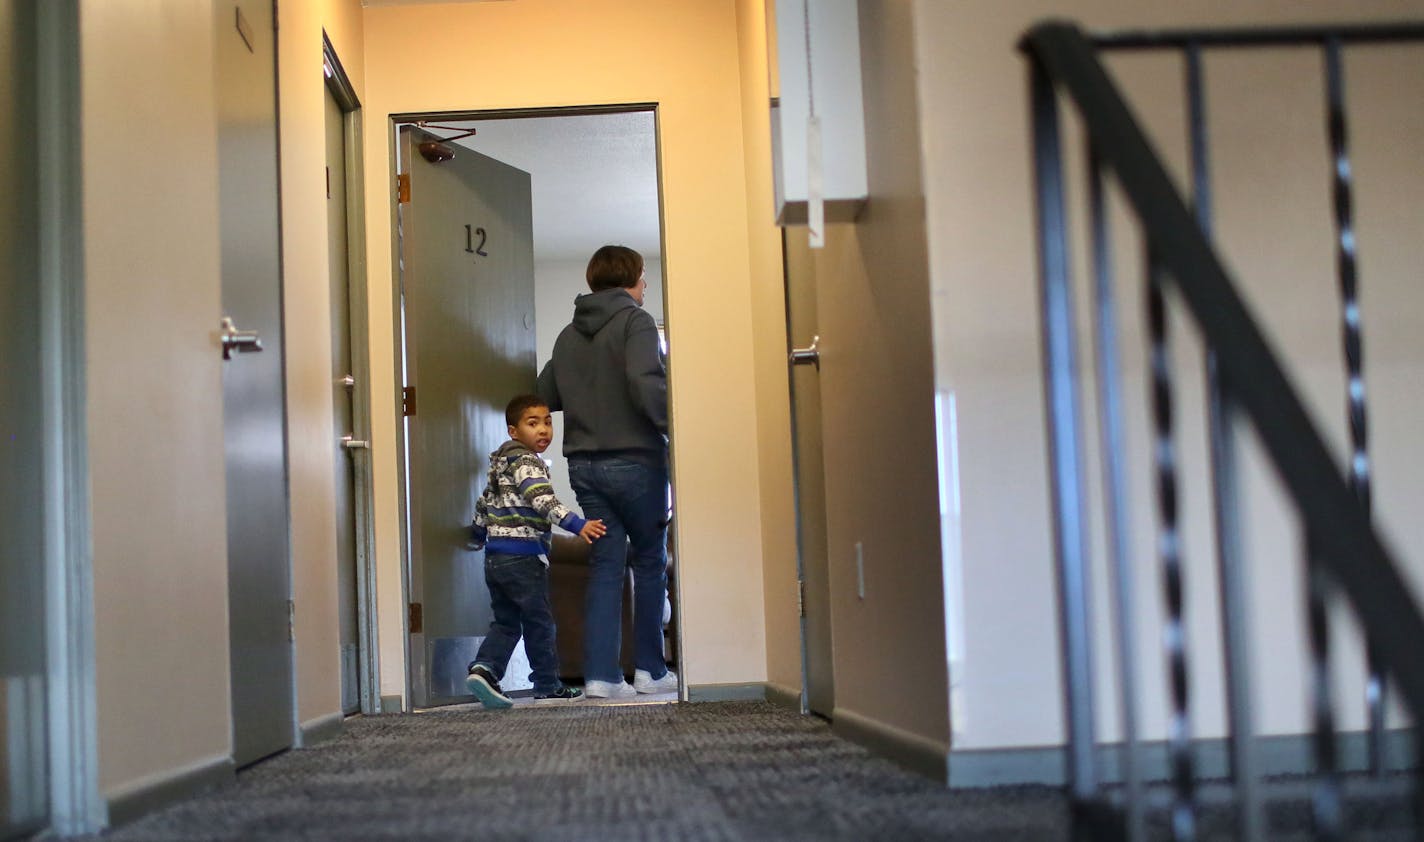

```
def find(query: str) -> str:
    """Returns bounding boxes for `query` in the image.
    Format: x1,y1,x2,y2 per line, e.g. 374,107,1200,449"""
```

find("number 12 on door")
464,224,488,257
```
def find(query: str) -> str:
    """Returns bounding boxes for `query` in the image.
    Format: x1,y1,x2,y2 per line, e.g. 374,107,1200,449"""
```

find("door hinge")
797,580,805,618
397,173,410,204
287,599,295,642
402,385,417,417
409,602,424,634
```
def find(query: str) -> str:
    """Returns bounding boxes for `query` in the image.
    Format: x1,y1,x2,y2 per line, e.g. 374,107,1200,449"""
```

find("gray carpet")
83,701,1069,841
76,701,1419,840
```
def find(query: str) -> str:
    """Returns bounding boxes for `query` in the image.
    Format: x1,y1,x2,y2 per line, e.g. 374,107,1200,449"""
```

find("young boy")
466,394,606,708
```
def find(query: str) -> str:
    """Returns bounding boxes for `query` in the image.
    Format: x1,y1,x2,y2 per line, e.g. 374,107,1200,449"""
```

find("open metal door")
217,0,293,766
398,127,536,708
326,85,361,717
1,0,49,834
783,232,835,716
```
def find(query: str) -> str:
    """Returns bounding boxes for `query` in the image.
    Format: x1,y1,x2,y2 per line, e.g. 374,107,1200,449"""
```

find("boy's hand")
578,519,607,544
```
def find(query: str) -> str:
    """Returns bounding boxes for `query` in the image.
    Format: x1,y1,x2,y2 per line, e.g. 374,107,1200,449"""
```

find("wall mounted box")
770,0,868,226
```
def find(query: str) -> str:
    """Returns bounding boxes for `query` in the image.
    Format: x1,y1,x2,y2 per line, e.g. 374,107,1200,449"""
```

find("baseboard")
831,706,948,783
380,694,403,713
948,729,1417,788
104,752,234,828
764,680,802,712
687,682,767,702
299,711,345,747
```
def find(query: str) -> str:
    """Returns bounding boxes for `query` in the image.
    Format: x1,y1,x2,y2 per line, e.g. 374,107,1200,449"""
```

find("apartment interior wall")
79,0,233,797
275,0,367,732
362,0,770,699
914,0,1424,751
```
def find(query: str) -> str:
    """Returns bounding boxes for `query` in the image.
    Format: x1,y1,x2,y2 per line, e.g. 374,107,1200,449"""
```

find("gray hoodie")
537,287,667,460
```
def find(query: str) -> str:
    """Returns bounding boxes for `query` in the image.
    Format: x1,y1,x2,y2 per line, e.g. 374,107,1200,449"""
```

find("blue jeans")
470,553,562,695
568,455,669,683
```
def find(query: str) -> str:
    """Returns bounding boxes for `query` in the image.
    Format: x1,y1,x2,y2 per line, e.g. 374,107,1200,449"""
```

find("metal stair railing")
1020,20,1424,841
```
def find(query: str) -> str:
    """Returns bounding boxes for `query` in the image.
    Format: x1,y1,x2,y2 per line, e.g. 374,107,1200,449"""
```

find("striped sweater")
469,439,586,558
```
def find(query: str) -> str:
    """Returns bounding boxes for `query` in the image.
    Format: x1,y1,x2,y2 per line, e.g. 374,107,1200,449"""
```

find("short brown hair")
586,245,644,292
505,394,548,427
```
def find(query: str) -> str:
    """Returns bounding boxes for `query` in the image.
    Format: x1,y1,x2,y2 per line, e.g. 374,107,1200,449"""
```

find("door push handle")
219,316,263,360
790,335,820,370
341,435,369,450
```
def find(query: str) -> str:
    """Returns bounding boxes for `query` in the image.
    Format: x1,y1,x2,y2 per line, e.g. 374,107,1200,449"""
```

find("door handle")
790,335,820,370
340,375,355,388
219,316,263,360
341,435,369,450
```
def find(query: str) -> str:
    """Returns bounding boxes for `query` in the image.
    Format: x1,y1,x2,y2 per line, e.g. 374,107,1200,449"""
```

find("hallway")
69,699,1424,841
76,702,1068,841
9,3,1424,839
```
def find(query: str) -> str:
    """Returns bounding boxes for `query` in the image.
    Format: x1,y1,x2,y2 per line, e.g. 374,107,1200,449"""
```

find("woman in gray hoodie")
537,245,675,699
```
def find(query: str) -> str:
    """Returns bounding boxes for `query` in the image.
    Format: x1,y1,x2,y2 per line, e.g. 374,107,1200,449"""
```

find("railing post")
1322,36,1386,778
1087,146,1144,842
1183,42,1263,842
1306,533,1345,840
1028,54,1099,806
1146,253,1196,842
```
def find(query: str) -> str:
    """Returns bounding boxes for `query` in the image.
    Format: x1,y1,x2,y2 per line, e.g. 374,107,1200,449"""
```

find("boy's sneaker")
633,668,679,694
583,679,637,699
533,685,583,702
466,664,513,709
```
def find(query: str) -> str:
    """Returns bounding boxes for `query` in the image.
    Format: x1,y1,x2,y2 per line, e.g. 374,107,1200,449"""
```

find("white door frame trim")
387,103,679,708
38,0,104,833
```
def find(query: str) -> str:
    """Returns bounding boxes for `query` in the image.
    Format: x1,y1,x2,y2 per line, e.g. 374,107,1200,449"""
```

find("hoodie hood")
488,439,532,484
572,288,639,337
492,439,531,460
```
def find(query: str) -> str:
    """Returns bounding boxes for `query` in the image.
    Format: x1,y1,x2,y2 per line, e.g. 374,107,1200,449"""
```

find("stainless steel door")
399,128,536,707
783,232,835,716
217,0,294,766
325,87,361,716
1,0,49,834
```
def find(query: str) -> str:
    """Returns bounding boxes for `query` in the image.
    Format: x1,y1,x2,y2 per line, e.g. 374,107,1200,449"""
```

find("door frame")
386,102,681,706
36,0,104,833
781,229,812,717
322,33,381,717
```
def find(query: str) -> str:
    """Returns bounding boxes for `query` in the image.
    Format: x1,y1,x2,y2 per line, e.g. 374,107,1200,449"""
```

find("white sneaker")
633,668,678,694
584,679,637,699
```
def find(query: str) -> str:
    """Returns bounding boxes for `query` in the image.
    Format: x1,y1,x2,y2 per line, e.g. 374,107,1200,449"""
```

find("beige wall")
276,0,366,732
916,0,1424,750
80,0,233,796
361,0,772,699
735,0,802,696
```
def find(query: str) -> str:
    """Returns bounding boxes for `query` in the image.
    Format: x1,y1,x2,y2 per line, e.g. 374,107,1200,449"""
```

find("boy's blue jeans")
568,455,669,684
470,552,562,695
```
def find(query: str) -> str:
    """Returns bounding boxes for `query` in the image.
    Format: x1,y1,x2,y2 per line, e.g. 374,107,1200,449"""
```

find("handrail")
1091,20,1424,49
1021,16,1424,737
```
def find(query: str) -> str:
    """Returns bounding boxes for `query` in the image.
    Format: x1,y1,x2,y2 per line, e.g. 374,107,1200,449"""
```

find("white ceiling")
418,111,661,263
